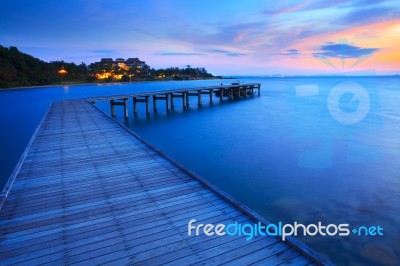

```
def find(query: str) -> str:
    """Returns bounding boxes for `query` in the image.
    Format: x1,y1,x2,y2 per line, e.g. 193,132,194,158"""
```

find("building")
57,66,68,76
95,57,147,80
126,58,146,68
100,58,114,65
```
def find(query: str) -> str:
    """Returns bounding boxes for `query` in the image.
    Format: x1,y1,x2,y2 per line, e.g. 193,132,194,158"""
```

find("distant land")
0,45,221,89
1,45,398,89
232,74,400,78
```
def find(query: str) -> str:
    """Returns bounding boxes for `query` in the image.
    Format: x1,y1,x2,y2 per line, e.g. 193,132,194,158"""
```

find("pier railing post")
165,94,169,112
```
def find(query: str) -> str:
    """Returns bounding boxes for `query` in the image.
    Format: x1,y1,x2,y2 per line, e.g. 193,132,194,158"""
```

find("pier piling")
93,83,261,116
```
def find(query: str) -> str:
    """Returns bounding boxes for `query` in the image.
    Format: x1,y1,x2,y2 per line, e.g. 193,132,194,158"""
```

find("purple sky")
1,0,399,75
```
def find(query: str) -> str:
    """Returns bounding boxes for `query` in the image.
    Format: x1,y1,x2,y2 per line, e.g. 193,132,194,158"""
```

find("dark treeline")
0,45,59,88
0,45,218,88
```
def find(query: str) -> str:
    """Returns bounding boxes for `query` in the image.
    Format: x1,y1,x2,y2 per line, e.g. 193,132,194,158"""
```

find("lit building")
126,58,146,68
100,58,114,65
57,66,68,76
95,57,147,80
95,71,112,79
115,58,129,71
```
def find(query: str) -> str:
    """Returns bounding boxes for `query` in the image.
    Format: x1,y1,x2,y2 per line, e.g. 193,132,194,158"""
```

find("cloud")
314,43,379,58
90,49,116,54
169,21,264,47
156,49,246,57
155,51,204,56
204,49,246,57
340,6,400,25
280,49,300,56
64,55,101,59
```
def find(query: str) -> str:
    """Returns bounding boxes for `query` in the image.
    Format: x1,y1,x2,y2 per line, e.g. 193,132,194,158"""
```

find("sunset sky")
1,0,399,75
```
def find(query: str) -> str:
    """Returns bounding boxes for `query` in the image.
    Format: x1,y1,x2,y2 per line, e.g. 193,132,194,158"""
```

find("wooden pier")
0,99,332,265
90,83,261,119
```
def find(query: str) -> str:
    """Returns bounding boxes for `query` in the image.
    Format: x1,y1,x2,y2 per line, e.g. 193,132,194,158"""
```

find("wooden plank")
1,192,222,248
217,242,291,266
250,248,304,266
1,202,232,256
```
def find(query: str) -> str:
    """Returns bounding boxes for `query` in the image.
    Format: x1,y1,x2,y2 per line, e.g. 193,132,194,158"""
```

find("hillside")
0,45,217,89
0,45,65,88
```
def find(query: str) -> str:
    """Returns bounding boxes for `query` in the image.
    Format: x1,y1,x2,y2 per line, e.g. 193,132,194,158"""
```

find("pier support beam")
132,96,150,114
110,98,128,119
152,94,169,112
93,83,261,115
198,90,202,105
229,87,233,100
199,89,214,104
170,92,186,109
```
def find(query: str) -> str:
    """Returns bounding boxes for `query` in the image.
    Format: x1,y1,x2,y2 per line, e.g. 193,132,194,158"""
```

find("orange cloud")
283,19,400,73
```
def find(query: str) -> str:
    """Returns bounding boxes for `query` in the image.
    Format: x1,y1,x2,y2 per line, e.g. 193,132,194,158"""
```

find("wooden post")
123,99,128,119
133,97,137,114
153,95,157,111
170,93,175,108
110,100,115,117
209,89,213,104
185,91,189,106
219,88,223,101
182,93,186,108
145,96,150,114
198,90,202,105
165,94,169,111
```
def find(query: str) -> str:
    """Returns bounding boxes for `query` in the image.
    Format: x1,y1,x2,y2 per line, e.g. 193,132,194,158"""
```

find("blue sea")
1,77,399,265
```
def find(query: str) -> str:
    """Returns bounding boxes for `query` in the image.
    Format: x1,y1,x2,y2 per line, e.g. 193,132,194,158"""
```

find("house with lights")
94,57,147,80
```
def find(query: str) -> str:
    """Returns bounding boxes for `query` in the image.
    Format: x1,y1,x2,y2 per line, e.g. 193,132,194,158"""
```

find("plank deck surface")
1,100,323,265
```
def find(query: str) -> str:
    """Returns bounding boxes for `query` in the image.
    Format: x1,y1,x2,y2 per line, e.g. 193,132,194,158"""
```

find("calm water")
1,77,399,265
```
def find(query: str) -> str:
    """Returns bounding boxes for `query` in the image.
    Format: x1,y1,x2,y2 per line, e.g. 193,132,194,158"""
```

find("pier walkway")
88,83,261,118
0,99,331,265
